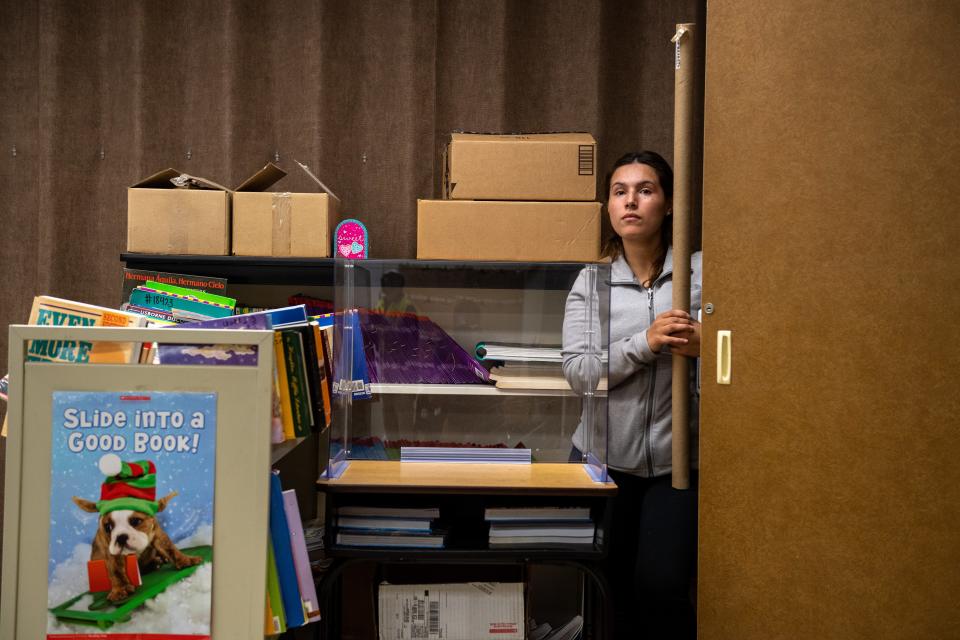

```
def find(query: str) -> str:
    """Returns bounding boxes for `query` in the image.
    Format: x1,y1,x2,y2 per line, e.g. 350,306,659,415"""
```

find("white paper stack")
485,506,595,549
334,505,445,548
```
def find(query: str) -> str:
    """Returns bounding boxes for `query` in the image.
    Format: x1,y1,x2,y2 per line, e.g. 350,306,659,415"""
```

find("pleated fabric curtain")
0,0,704,570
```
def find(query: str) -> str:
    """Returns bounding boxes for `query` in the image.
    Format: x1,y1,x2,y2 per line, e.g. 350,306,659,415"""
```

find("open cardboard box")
232,162,340,257
127,169,231,255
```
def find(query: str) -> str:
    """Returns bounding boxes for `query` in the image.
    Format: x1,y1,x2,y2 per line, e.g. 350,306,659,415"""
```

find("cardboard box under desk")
417,199,601,262
443,132,597,201
127,169,231,255
232,162,341,257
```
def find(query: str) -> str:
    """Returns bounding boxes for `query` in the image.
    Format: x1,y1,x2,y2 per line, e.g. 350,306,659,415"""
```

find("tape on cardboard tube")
271,192,293,256
170,200,188,253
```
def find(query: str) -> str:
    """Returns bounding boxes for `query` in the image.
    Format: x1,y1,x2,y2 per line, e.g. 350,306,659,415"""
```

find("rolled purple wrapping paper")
358,310,491,385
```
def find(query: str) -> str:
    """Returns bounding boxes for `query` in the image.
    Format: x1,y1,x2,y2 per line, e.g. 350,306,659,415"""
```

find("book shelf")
121,253,336,286
1,325,274,640
116,255,616,638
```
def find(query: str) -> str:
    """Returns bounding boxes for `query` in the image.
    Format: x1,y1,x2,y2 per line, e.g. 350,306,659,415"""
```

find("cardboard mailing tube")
671,23,695,490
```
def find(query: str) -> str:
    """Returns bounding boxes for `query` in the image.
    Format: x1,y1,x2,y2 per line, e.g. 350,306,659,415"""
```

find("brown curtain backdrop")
0,0,705,597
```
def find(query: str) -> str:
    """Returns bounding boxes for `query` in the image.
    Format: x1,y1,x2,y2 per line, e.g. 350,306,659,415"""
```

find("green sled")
49,545,212,630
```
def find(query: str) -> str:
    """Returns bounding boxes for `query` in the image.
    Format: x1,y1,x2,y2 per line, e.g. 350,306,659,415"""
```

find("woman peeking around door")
563,150,702,640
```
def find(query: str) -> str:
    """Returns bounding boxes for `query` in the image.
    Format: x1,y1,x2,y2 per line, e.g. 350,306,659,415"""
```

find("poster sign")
46,391,217,639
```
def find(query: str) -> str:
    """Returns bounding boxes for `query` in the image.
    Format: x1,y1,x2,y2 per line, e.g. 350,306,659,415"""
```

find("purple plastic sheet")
358,310,490,385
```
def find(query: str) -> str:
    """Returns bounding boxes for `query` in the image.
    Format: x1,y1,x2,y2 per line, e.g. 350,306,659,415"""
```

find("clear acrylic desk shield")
326,259,610,482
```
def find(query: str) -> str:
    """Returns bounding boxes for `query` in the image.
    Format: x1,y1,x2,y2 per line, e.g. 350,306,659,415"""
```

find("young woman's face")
607,162,670,244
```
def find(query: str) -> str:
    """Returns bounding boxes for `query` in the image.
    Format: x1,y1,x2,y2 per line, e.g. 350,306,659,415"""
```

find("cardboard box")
417,199,601,262
443,132,597,201
232,162,340,257
378,582,524,640
127,169,231,255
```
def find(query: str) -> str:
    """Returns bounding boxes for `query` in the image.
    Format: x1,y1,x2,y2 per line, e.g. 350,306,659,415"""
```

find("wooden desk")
316,461,616,640
318,461,618,495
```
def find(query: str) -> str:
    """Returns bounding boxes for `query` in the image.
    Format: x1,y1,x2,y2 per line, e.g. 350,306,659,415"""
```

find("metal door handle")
717,330,732,384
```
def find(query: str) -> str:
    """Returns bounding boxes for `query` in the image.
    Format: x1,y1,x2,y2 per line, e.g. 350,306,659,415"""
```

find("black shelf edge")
121,254,606,290
121,253,334,286
325,547,605,562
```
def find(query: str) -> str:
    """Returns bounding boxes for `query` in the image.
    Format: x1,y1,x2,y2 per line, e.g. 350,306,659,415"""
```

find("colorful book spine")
281,330,311,438
311,323,332,428
292,329,317,430
282,489,320,622
265,536,286,635
269,472,305,627
295,325,324,431
274,332,296,440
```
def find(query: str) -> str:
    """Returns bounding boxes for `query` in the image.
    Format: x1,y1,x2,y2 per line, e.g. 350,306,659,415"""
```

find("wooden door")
698,2,960,638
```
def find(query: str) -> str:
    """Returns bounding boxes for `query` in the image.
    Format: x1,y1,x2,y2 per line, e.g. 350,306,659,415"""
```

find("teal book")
129,287,234,319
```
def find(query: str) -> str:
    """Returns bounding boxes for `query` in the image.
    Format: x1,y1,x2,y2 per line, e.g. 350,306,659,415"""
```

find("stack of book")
400,446,531,464
477,342,609,391
265,473,320,635
334,506,445,549
124,279,236,323
485,507,595,549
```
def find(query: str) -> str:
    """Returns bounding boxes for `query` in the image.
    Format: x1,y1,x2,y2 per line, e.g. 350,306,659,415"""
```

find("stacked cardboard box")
418,133,601,262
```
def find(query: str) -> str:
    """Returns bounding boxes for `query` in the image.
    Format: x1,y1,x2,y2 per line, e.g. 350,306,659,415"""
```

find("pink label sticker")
334,219,368,259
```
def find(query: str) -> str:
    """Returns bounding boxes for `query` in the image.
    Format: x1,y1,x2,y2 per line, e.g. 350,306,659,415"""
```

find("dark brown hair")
601,151,673,286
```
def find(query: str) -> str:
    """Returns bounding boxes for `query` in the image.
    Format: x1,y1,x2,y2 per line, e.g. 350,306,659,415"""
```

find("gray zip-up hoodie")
562,247,702,476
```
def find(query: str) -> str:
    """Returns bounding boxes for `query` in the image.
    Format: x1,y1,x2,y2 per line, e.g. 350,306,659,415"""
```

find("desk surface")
317,461,617,496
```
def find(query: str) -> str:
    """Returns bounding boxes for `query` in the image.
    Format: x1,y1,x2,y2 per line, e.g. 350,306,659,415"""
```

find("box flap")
131,169,230,192
235,162,288,192
294,160,339,200
450,132,595,144
131,168,182,189
170,174,231,192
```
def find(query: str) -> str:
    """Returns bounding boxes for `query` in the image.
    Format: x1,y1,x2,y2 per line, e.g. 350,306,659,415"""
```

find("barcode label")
578,145,594,175
429,600,440,635
410,594,428,639
332,379,371,393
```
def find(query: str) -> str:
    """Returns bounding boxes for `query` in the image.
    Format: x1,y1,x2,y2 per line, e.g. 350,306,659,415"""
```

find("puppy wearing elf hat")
72,454,203,603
